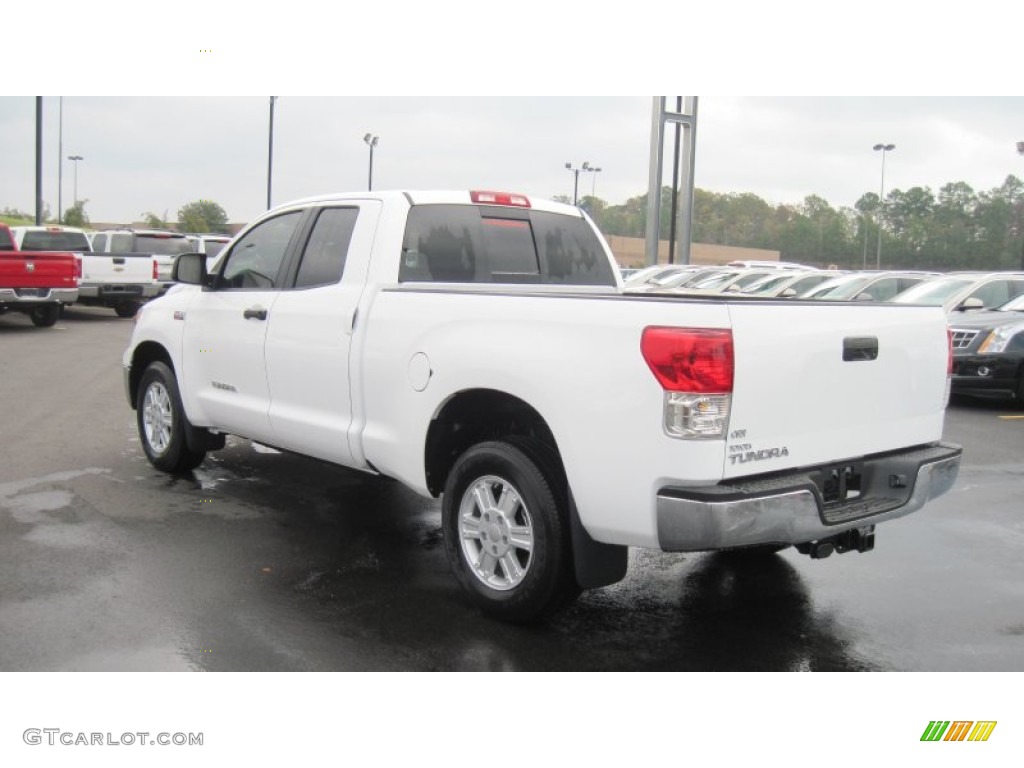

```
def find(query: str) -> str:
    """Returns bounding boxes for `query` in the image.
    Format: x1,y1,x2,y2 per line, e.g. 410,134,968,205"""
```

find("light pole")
67,154,83,206
583,161,602,199
873,143,895,269
364,133,379,191
1017,142,1024,269
565,161,600,206
267,96,277,210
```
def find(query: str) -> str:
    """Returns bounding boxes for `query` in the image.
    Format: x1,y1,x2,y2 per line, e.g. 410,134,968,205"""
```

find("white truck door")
181,210,305,441
264,201,381,467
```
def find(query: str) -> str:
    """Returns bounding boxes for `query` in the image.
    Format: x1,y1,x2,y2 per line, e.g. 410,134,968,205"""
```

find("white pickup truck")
123,190,962,622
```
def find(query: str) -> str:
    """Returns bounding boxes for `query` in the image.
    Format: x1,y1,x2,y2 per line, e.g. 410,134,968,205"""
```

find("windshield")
800,274,860,298
136,234,193,256
740,273,792,294
20,230,91,252
815,276,876,300
891,277,974,305
996,294,1024,312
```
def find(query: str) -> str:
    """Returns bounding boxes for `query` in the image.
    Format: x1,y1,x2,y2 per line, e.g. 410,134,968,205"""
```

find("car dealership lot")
1,306,1021,671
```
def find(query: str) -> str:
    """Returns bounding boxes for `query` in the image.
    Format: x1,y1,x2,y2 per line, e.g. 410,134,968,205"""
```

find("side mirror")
172,252,208,286
780,288,797,298
956,297,985,312
855,292,875,301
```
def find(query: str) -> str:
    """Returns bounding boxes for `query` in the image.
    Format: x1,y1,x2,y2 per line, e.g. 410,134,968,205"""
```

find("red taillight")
153,258,159,280
641,327,734,393
74,254,82,279
947,328,953,375
470,190,531,208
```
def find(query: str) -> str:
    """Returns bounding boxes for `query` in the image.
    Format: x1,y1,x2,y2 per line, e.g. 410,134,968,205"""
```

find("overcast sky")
3,96,1022,227
4,4,1021,227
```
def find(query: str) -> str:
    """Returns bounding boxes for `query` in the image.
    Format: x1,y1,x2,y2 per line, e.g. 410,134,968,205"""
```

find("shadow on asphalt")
170,444,874,672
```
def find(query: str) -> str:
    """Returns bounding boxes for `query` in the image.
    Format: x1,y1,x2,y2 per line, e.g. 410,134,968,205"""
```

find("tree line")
578,174,1024,271
1,200,231,234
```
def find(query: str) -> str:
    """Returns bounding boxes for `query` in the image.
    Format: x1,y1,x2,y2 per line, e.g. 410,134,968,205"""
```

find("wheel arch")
128,341,175,411
424,388,561,498
425,388,627,590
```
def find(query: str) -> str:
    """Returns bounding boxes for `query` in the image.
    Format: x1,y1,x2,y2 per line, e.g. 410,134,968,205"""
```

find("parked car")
92,228,194,297
738,269,833,298
0,223,79,327
622,264,702,290
14,225,157,317
949,293,1024,402
801,271,937,302
679,268,780,295
726,259,809,270
626,266,732,293
185,233,232,270
891,272,1024,314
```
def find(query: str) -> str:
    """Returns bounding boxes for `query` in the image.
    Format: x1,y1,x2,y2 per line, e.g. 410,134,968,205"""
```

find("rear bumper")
951,354,1021,398
0,287,78,304
79,283,153,302
656,442,961,551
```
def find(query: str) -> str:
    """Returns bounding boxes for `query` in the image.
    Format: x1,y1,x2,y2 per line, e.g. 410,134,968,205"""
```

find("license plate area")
812,461,865,508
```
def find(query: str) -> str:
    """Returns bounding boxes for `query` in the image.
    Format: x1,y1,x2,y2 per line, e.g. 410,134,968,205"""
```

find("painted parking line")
997,415,1024,420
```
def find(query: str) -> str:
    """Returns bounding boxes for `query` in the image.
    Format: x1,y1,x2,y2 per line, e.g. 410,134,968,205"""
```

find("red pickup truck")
0,223,79,327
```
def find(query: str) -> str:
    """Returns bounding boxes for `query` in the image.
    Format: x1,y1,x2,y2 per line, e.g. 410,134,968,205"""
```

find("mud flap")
569,491,628,589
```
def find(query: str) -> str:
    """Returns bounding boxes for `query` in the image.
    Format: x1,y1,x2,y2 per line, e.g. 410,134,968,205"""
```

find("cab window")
218,212,303,290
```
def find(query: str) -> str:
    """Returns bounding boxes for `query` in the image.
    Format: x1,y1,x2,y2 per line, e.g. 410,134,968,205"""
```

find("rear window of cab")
399,205,615,287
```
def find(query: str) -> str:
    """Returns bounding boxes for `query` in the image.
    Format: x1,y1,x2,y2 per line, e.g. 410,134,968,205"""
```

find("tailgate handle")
243,307,268,321
113,257,126,265
843,336,878,361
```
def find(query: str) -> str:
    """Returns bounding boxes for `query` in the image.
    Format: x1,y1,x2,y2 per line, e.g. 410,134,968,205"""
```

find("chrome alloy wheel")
142,381,173,455
458,475,534,591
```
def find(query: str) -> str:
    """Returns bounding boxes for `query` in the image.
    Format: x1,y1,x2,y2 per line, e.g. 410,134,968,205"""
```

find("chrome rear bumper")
656,443,961,551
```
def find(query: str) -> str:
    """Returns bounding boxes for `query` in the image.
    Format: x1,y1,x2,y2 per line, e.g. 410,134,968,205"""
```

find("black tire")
442,440,578,623
115,301,141,318
29,304,60,327
136,361,206,473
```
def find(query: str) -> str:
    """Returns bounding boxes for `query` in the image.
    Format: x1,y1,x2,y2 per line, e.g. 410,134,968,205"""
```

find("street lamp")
565,161,600,206
267,96,277,210
582,161,602,200
67,154,84,205
872,143,895,269
364,133,379,191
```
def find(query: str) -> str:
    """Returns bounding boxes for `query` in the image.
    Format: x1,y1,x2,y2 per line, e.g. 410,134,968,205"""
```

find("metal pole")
58,97,63,224
267,97,276,210
368,143,374,191
675,97,698,266
572,169,579,206
876,153,885,269
668,97,682,265
645,98,666,266
873,144,894,269
35,97,43,225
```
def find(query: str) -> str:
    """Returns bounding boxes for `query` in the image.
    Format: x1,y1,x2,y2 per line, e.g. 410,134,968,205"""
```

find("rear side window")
294,207,359,288
0,228,13,250
399,205,614,286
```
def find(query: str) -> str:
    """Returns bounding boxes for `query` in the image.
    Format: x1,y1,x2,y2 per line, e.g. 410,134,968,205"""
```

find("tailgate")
0,253,76,288
723,301,949,480
82,253,153,284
